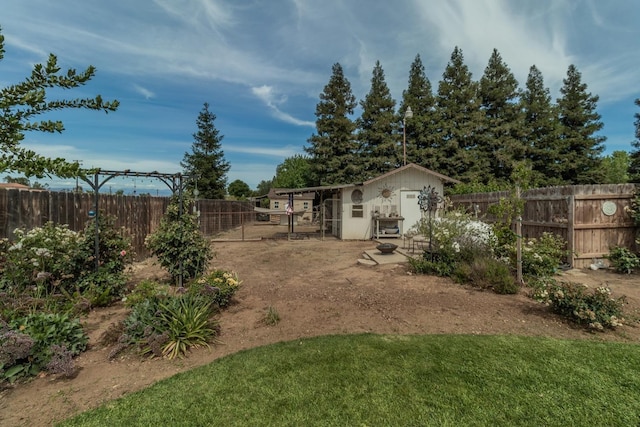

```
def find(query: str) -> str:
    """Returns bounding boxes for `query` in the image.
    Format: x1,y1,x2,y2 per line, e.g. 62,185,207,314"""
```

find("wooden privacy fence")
0,189,255,259
449,184,638,269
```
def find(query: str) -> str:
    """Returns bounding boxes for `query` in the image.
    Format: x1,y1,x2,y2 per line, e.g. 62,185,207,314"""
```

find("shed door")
400,191,421,233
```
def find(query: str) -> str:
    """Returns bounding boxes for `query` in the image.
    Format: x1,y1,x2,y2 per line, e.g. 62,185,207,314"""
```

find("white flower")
34,247,52,258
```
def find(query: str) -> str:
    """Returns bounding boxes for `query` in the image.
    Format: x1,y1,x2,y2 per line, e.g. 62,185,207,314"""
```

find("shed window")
303,201,309,210
352,204,364,218
274,201,279,209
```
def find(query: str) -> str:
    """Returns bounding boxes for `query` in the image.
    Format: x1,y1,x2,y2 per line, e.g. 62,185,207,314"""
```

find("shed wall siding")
340,169,445,240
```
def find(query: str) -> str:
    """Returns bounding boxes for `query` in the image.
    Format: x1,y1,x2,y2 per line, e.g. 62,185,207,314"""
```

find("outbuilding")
276,163,459,240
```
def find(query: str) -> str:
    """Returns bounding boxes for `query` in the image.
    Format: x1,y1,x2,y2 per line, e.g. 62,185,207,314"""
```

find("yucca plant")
158,295,217,359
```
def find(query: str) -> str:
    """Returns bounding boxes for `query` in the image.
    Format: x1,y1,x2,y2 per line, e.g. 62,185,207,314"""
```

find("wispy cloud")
251,85,315,127
225,143,302,158
133,84,155,100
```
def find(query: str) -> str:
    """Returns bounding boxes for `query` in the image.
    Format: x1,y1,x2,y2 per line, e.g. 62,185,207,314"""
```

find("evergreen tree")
556,64,605,184
433,47,485,182
628,98,640,183
477,49,524,183
520,65,562,186
305,63,358,185
357,61,398,179
0,27,118,178
400,54,437,169
181,103,230,199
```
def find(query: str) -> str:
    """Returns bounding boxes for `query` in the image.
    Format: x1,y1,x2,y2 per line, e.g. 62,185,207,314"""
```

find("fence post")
567,195,575,268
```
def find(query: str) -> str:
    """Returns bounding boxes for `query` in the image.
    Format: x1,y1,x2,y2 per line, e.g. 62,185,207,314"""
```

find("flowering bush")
0,215,133,311
415,209,495,264
543,281,626,330
517,232,568,278
190,269,242,308
0,222,80,294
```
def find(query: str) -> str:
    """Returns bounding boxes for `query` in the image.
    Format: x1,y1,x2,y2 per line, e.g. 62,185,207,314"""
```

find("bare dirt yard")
1,223,639,426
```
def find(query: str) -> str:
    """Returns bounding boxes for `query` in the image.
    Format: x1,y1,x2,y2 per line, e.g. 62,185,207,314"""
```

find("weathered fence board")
450,184,637,268
0,189,255,259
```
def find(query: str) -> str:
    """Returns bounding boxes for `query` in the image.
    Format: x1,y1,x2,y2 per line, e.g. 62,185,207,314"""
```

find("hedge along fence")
0,188,255,259
449,184,638,269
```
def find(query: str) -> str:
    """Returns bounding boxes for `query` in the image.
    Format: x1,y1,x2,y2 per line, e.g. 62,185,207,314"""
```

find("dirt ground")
1,223,639,427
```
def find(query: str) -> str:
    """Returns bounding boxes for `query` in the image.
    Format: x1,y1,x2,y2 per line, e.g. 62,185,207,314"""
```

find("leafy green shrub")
71,213,134,277
606,246,639,274
487,195,524,258
123,280,170,307
545,282,626,330
626,188,640,227
408,254,455,277
76,270,128,307
451,256,518,294
145,193,212,284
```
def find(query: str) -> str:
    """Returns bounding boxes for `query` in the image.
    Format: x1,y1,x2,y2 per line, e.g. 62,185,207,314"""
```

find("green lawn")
59,334,640,427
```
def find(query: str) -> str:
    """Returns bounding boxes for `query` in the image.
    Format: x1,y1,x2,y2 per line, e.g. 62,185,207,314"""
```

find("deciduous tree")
227,179,251,199
0,27,118,178
272,155,313,189
600,150,630,184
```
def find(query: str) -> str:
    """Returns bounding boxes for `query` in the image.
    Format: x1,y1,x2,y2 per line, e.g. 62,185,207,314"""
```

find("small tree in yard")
145,193,212,285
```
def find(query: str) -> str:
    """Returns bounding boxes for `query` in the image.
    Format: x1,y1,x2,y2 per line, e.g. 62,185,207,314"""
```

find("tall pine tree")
181,103,230,199
477,49,524,183
556,64,605,184
628,98,640,183
434,47,485,182
400,54,437,169
520,65,562,186
357,60,398,179
305,63,358,185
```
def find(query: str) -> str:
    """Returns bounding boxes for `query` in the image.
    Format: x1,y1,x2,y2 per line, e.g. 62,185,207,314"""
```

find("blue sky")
2,0,639,194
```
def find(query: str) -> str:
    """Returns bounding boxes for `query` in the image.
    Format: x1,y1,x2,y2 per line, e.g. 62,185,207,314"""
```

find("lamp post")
403,106,413,166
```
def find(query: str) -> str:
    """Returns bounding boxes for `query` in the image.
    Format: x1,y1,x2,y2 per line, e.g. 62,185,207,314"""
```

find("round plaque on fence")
602,201,617,216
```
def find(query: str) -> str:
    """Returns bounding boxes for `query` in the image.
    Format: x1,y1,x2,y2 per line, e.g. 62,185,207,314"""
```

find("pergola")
79,169,193,286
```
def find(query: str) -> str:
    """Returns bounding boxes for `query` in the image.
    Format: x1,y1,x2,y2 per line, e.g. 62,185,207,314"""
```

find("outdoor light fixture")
403,106,413,166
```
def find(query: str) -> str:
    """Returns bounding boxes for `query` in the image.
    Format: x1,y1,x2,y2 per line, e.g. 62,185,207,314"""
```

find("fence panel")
0,189,255,260
450,184,637,268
